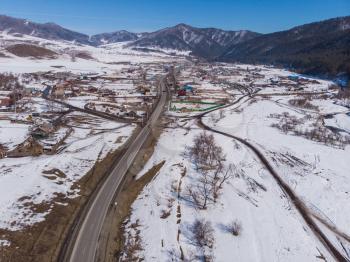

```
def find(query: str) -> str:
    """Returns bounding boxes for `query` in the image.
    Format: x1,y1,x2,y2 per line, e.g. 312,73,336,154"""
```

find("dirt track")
197,95,349,262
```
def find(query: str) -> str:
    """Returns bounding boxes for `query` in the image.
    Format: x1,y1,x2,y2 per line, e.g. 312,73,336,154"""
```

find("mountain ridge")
219,16,350,78
0,14,349,79
0,15,92,45
129,23,260,58
0,15,260,51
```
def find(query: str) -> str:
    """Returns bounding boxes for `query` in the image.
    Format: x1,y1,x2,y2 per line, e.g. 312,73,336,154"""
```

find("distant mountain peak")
90,30,139,45
174,23,192,29
130,23,260,58
0,14,261,51
0,15,91,44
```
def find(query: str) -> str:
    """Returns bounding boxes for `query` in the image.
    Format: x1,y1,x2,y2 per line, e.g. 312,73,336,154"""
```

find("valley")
0,12,349,262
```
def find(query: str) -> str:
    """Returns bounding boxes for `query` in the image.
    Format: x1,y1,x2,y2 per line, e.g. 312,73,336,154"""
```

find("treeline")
218,16,350,81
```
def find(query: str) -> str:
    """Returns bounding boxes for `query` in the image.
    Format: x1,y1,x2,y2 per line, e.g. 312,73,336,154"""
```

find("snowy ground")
0,111,135,232
0,33,186,253
0,120,29,150
1,36,349,260
122,118,335,261
122,65,350,261
0,32,185,74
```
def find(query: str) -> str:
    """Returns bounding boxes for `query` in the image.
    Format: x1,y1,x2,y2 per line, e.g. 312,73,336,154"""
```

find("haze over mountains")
0,14,349,79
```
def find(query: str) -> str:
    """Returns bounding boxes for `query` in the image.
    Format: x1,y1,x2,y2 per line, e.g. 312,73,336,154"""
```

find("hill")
219,16,350,78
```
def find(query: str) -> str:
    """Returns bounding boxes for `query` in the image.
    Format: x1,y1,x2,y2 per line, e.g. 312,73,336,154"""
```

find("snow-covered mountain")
130,23,260,58
0,15,259,56
2,13,349,79
0,15,91,45
90,30,139,45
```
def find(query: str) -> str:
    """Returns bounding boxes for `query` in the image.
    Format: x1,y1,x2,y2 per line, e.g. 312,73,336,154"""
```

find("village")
117,62,350,262
0,4,349,261
0,63,167,157
1,60,350,262
0,61,337,159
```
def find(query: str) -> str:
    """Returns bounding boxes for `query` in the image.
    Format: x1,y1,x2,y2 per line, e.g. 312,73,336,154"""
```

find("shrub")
190,219,214,249
160,210,171,219
226,220,242,236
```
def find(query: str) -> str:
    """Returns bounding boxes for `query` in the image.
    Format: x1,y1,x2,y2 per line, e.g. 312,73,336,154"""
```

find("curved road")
59,75,169,262
198,96,349,262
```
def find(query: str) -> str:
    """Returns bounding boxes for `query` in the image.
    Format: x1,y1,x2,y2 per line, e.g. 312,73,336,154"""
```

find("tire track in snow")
196,97,349,262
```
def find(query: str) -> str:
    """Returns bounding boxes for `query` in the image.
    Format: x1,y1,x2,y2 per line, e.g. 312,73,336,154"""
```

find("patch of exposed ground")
5,44,57,59
75,51,94,60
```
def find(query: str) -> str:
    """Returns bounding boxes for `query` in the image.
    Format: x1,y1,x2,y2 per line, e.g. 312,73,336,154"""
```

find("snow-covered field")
0,32,349,260
123,118,335,261
0,34,183,244
0,110,134,230
0,32,184,74
121,64,350,261
207,97,350,223
0,112,135,231
0,120,29,150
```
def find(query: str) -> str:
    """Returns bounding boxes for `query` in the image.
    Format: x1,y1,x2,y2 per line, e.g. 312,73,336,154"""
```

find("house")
88,86,98,92
0,90,12,97
30,123,54,138
178,89,186,97
64,90,74,97
0,90,15,108
52,81,74,98
53,84,65,98
42,86,52,97
270,77,279,84
72,86,81,94
124,110,138,118
183,85,194,92
0,96,11,108
138,85,151,95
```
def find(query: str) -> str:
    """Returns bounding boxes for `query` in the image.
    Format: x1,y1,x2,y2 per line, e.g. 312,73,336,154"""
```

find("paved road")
61,75,169,262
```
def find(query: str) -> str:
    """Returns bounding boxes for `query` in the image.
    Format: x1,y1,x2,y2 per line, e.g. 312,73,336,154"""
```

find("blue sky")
0,0,349,34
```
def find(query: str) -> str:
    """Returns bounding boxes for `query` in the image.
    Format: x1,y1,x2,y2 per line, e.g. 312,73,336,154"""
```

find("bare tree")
189,132,225,170
211,163,234,202
185,172,212,210
185,164,235,209
189,219,215,262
